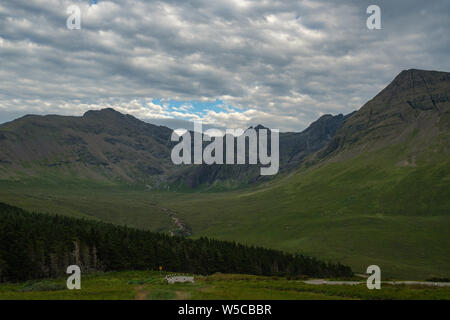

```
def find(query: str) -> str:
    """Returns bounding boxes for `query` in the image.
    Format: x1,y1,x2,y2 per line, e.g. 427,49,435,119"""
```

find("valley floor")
0,271,449,300
0,174,449,280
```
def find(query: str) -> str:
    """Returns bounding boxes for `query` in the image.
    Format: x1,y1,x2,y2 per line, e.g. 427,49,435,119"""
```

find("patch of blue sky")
151,99,241,119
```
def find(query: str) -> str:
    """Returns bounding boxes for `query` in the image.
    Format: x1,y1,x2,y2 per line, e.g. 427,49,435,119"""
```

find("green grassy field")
0,271,449,300
0,179,175,233
0,142,449,281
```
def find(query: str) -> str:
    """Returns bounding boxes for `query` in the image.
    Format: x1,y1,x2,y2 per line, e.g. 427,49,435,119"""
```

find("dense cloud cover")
0,0,449,131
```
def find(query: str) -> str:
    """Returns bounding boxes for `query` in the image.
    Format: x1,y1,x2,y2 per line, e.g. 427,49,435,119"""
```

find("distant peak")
399,68,429,74
395,68,447,80
83,108,123,117
384,68,450,94
400,68,420,74
317,114,333,120
246,124,270,132
254,124,268,130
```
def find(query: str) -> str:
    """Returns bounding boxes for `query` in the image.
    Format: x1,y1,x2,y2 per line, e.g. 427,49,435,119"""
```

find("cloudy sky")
0,0,449,131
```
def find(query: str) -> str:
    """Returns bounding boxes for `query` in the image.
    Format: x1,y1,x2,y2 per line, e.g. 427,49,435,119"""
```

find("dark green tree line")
0,202,352,282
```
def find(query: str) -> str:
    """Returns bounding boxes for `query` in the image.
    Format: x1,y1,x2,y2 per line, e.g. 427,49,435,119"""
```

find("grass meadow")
0,271,449,300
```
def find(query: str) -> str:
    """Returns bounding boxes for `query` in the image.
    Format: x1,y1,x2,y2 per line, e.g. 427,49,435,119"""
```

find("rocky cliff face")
169,113,351,188
319,69,450,159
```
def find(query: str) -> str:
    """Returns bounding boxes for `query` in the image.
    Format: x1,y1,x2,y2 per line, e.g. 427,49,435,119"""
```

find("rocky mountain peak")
83,108,127,119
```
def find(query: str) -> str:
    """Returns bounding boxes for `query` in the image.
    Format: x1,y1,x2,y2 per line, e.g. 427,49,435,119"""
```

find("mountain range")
1,69,449,190
0,102,352,189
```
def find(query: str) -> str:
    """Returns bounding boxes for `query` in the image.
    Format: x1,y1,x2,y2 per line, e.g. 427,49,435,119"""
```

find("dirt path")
134,285,150,300
175,291,191,300
302,279,450,287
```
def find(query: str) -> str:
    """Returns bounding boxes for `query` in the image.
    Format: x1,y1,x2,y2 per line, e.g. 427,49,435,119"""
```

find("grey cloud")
0,0,449,131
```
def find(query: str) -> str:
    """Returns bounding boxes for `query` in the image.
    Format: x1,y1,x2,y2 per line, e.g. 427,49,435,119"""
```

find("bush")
426,277,450,282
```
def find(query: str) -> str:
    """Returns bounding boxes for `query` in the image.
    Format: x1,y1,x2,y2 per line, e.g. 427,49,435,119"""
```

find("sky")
0,0,449,132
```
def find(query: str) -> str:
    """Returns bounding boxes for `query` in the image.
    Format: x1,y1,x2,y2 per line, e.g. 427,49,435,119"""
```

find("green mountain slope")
0,108,175,185
319,69,450,160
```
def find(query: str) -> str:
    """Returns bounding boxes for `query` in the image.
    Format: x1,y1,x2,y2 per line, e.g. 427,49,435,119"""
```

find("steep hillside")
320,69,450,160
297,68,450,216
0,108,351,189
0,108,175,185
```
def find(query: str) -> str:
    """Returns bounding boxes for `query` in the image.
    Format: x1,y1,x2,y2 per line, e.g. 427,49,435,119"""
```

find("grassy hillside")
0,109,177,186
0,126,448,280
161,140,450,280
0,271,449,300
1,145,448,281
0,179,173,232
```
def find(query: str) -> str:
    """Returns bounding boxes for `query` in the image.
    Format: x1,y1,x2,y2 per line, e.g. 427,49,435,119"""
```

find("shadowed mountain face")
177,113,352,188
0,107,349,188
0,109,175,185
